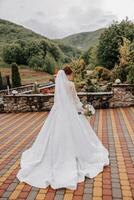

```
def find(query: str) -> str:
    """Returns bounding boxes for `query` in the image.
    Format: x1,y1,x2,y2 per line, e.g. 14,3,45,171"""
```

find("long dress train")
16,70,109,190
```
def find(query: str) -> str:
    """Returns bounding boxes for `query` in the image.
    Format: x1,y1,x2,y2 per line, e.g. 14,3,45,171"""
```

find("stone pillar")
109,84,134,107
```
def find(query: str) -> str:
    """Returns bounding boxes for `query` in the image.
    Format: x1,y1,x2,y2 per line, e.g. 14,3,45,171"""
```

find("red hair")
62,66,73,75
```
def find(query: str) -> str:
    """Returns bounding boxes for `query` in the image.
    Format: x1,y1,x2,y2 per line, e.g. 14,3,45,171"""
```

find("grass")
0,66,53,85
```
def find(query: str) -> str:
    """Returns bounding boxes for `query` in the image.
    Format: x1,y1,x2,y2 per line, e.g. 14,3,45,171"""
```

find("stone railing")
0,92,113,113
109,84,134,107
0,82,54,96
0,84,134,113
1,94,54,113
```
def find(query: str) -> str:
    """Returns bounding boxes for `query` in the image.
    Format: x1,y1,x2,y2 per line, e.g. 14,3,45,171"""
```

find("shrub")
85,77,97,92
94,66,111,81
111,64,128,83
43,53,57,75
127,63,134,83
28,55,45,70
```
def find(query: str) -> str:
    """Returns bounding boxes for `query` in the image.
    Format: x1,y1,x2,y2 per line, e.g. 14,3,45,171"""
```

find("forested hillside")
0,19,81,74
55,28,104,51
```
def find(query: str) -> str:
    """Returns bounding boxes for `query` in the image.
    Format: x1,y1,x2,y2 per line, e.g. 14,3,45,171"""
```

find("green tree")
43,53,57,75
6,75,11,88
127,64,134,83
127,42,134,83
3,44,22,64
27,40,43,60
2,39,64,69
28,55,45,70
111,37,132,83
49,43,63,62
39,39,52,56
97,19,134,69
11,63,21,88
0,71,3,90
82,46,98,69
58,43,82,59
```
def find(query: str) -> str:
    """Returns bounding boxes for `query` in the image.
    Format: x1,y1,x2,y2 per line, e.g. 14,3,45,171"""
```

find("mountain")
55,28,105,51
0,19,81,66
0,18,105,71
0,19,46,54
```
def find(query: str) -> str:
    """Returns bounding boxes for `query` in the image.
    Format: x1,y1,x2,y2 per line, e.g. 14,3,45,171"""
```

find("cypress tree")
6,75,11,88
11,63,21,88
0,71,3,90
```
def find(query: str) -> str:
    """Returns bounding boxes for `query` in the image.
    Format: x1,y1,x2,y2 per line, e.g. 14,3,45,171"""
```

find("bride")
16,66,109,190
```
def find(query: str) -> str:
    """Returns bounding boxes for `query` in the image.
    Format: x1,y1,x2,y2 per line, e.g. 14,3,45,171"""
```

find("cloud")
0,0,133,38
0,0,5,5
24,18,63,39
23,4,117,39
66,6,117,31
35,11,45,17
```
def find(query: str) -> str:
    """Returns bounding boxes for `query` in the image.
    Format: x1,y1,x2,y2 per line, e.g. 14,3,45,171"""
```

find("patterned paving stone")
54,194,64,200
0,107,134,199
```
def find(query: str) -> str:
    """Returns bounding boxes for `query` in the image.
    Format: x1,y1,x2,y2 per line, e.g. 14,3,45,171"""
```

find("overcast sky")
0,0,134,39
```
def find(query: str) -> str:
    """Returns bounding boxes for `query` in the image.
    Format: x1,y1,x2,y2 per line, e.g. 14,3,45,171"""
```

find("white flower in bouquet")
85,104,95,116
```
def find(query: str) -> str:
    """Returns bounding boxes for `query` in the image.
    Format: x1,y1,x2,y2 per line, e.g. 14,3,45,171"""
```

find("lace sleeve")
70,81,85,113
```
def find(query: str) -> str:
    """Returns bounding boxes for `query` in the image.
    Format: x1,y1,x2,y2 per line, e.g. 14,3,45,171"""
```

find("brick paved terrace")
0,107,134,200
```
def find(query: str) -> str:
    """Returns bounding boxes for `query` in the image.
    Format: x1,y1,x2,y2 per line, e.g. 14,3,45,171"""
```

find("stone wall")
0,92,113,113
109,84,134,107
0,84,134,113
2,94,54,113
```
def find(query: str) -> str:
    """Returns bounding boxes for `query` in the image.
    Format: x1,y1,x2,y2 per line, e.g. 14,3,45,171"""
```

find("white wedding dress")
16,70,109,190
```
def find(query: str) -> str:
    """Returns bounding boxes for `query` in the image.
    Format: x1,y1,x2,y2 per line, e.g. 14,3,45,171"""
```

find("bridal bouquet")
84,104,95,116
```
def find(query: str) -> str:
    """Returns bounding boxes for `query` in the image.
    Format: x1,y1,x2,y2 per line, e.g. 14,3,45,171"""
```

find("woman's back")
16,69,109,190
